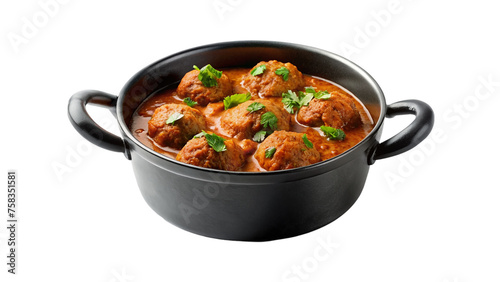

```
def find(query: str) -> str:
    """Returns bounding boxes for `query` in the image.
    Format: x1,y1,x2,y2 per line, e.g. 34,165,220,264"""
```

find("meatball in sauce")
220,99,290,139
254,131,321,171
147,103,206,149
297,91,362,130
176,135,246,171
177,69,232,106
241,60,305,98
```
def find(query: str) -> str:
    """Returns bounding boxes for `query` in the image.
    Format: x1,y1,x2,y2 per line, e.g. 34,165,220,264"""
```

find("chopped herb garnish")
302,134,314,149
282,90,300,114
275,67,289,81
183,97,198,107
299,92,314,108
192,130,227,152
260,112,278,130
246,102,266,113
305,87,331,100
193,64,222,87
252,130,267,142
166,112,184,125
320,126,346,141
250,64,266,76
223,93,251,110
205,133,227,152
265,147,276,158
193,131,205,139
281,90,313,114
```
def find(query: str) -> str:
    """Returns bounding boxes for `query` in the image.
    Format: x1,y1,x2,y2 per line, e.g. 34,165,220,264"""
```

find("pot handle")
68,90,130,159
369,99,434,164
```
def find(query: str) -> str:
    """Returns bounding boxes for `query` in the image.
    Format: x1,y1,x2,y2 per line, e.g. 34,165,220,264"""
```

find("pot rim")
116,40,387,175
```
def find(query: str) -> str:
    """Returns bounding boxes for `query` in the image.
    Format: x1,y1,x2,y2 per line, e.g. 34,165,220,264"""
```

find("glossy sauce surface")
130,68,374,171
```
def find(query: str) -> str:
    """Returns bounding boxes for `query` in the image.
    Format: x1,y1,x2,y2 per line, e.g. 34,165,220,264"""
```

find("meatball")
177,69,232,106
297,92,362,130
254,131,321,171
176,136,245,171
241,60,305,97
220,99,291,139
148,104,206,149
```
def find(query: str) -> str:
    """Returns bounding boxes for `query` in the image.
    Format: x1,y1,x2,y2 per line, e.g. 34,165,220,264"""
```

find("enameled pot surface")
68,41,434,241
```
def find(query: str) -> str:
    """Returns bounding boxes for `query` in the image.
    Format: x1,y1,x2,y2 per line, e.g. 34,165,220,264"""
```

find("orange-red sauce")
130,68,374,171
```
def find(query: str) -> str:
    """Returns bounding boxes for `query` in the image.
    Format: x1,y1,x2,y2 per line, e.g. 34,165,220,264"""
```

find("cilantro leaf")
183,97,198,107
192,131,227,152
246,102,266,113
298,92,314,107
265,147,276,158
166,112,184,125
281,90,313,114
250,64,266,76
305,87,331,100
304,87,315,94
302,134,314,148
320,126,346,141
260,112,278,130
193,64,222,87
252,130,267,142
193,131,206,139
275,67,289,81
205,132,227,152
223,93,251,110
282,90,300,114
314,91,331,99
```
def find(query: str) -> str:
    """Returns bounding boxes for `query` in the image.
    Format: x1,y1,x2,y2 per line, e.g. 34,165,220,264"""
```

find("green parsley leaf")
192,130,227,152
314,91,331,99
183,97,198,107
205,132,227,152
250,64,266,76
298,92,314,107
304,87,315,94
166,112,184,125
305,87,331,100
320,126,346,141
193,131,206,139
265,147,276,158
260,112,278,130
246,102,266,113
282,90,300,114
281,90,313,114
275,67,289,81
302,134,314,149
252,130,267,142
193,64,222,87
223,93,251,110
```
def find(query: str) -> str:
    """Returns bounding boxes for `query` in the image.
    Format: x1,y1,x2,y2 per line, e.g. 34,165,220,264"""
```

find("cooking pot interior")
119,42,384,134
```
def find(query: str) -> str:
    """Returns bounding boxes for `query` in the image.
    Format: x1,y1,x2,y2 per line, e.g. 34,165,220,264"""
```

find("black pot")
68,41,434,241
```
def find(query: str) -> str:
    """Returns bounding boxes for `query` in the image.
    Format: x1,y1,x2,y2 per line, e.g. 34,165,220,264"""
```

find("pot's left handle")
68,90,131,159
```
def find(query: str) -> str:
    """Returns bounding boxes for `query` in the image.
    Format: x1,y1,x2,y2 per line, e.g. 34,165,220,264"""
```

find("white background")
1,0,499,281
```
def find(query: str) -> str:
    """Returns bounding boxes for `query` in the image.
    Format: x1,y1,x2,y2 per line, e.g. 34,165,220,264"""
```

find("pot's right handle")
369,99,434,164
